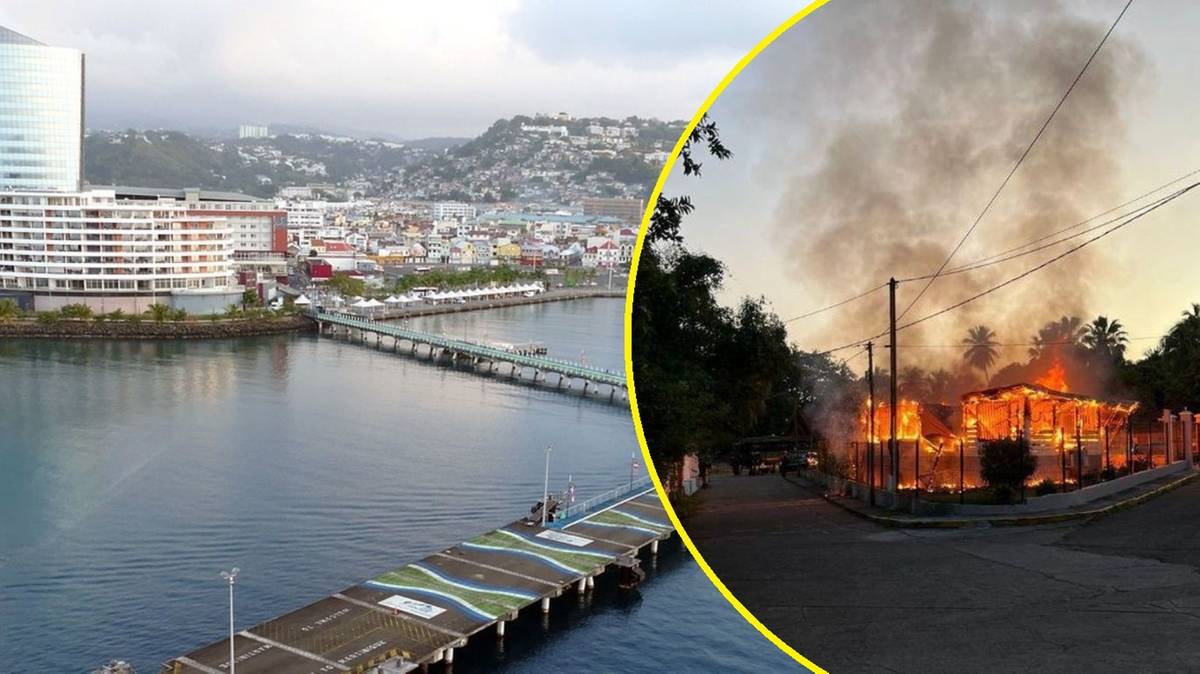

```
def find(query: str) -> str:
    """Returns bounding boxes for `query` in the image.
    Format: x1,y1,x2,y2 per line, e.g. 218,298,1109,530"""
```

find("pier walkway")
162,478,670,674
307,310,627,398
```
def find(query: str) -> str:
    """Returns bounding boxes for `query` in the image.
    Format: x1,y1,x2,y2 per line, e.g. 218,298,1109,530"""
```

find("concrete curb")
815,469,1200,529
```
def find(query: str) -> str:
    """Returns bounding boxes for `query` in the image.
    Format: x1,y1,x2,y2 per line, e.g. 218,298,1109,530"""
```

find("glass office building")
0,26,84,192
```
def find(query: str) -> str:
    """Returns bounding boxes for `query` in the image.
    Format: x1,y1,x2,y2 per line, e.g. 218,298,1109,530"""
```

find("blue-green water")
0,298,797,672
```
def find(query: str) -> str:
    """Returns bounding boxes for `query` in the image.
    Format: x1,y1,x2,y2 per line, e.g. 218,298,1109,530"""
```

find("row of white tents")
336,282,545,313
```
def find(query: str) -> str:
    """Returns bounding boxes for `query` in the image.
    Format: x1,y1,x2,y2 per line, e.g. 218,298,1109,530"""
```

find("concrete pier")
162,485,669,674
308,310,626,401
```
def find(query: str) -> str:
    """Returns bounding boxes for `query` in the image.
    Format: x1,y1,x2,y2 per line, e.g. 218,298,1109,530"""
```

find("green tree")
979,437,1036,501
962,325,999,383
327,272,366,298
146,303,171,323
242,288,261,309
0,299,18,322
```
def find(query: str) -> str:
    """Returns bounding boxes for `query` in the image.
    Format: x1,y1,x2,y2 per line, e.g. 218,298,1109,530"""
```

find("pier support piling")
496,620,505,638
540,597,550,614
586,575,594,590
651,539,659,555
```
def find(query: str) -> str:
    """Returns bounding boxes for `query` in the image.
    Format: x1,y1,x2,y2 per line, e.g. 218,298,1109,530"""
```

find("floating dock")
162,479,669,673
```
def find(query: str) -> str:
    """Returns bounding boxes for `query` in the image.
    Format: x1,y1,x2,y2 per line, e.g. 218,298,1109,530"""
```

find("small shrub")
980,437,1037,491
1033,478,1058,496
170,308,188,322
993,484,1016,505
60,303,93,319
0,298,21,322
36,310,61,324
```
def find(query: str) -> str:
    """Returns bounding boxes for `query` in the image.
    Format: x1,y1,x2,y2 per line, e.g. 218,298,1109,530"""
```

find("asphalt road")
685,472,1200,673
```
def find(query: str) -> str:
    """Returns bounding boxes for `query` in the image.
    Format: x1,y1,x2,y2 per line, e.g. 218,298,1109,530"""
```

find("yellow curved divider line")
624,2,832,671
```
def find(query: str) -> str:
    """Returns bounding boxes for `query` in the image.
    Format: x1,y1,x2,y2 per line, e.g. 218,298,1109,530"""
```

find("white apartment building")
431,201,476,221
282,200,327,246
105,186,288,279
0,189,240,313
238,124,270,139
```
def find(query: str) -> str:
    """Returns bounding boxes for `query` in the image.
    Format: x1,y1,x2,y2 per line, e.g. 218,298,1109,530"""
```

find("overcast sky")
0,0,799,138
664,0,1200,362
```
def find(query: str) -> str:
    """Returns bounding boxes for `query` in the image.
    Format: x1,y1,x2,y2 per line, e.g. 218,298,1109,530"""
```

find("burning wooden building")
855,383,1138,491
962,383,1138,485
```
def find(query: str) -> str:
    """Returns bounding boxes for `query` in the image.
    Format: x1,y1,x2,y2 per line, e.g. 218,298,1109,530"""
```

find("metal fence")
556,475,653,522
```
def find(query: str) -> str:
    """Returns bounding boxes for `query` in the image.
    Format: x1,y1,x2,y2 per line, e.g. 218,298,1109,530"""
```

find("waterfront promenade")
163,481,671,673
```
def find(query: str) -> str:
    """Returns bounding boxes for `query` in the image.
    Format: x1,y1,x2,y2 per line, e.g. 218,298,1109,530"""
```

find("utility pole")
866,341,876,507
888,277,899,492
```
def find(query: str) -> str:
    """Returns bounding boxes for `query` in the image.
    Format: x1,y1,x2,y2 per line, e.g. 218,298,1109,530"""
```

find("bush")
980,437,1037,491
36,310,61,324
170,308,188,322
59,303,93,319
1099,465,1118,482
146,303,171,324
0,299,20,321
993,484,1016,505
1033,477,1058,496
106,309,126,322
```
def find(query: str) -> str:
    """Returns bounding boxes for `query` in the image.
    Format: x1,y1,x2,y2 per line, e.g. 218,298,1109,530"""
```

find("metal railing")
556,475,653,523
309,310,626,387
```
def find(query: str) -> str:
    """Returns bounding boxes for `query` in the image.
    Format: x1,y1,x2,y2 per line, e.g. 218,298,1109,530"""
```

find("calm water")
0,298,797,673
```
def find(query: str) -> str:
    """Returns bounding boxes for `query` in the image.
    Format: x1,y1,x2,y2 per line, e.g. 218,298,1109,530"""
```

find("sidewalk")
808,469,1200,528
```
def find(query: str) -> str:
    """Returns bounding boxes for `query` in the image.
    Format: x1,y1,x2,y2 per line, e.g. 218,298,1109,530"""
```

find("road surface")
685,471,1200,673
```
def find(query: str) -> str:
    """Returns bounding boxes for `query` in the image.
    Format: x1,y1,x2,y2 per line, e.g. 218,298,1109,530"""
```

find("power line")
900,186,1183,282
788,163,1194,324
926,167,1200,279
783,282,888,323
896,0,1135,322
897,181,1197,332
816,180,1196,355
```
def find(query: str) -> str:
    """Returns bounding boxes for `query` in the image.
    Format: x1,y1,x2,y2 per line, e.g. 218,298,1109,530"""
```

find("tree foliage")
979,437,1036,491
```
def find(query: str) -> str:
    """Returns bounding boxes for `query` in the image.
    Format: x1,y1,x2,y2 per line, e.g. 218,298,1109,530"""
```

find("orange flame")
1036,357,1069,393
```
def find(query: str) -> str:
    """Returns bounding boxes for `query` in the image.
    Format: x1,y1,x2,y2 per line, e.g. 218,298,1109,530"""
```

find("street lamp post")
542,446,552,526
221,567,240,674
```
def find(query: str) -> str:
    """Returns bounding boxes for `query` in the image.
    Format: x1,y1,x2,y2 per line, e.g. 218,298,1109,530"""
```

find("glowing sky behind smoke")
667,0,1200,363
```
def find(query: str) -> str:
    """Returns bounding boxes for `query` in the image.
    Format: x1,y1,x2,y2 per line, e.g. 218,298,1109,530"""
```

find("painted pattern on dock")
162,487,671,674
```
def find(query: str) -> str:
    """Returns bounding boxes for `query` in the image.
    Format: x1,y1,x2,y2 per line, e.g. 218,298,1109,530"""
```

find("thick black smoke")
760,0,1146,382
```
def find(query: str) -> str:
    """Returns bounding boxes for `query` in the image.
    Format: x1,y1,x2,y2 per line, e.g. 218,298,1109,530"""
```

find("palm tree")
898,366,929,400
147,303,171,324
962,325,999,383
1029,315,1085,359
1082,315,1128,362
928,368,954,403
